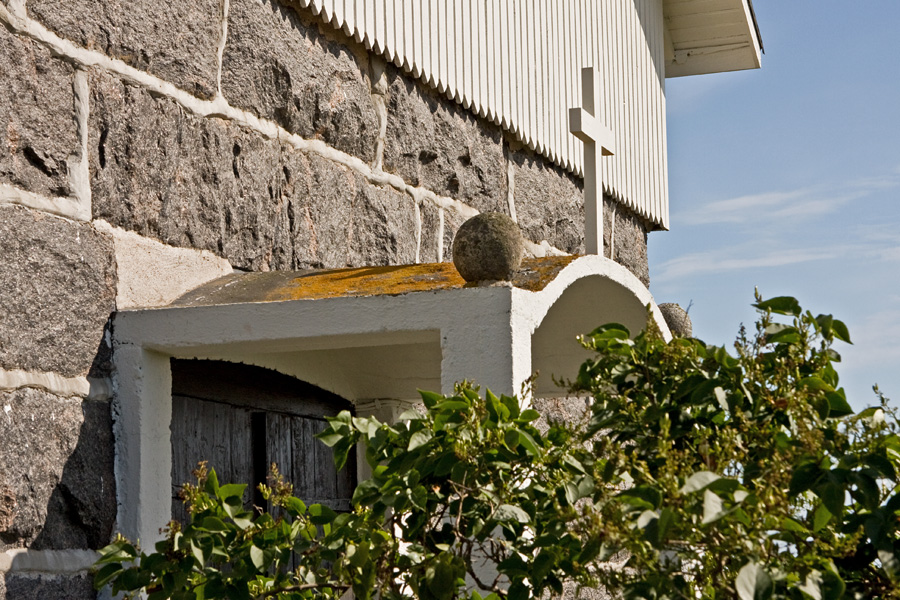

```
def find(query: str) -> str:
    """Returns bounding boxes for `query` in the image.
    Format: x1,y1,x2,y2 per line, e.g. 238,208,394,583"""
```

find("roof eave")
664,0,763,78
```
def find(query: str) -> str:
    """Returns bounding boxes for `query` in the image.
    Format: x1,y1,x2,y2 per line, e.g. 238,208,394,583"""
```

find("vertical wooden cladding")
294,0,669,229
170,360,356,524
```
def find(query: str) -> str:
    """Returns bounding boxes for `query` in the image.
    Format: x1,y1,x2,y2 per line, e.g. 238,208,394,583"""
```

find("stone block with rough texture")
289,153,419,268
0,205,116,378
441,208,469,262
1,572,95,600
0,25,78,198
0,389,115,551
418,201,442,263
223,0,379,162
511,149,584,255
605,200,649,287
383,66,507,214
28,0,221,99
90,71,417,271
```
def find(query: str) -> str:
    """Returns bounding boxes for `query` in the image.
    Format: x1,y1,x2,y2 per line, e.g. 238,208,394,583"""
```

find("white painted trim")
0,368,111,400
0,549,98,574
112,256,669,546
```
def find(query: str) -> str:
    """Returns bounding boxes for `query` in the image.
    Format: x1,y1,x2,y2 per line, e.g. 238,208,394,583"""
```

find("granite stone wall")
0,0,651,595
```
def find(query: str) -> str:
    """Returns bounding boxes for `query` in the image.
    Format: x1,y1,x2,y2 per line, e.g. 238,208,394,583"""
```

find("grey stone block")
348,181,418,267
383,66,507,214
441,208,469,262
0,25,78,198
510,146,649,285
510,149,584,255
1,572,95,600
0,389,115,551
222,0,379,162
91,71,419,271
0,205,116,378
289,153,418,268
606,200,649,287
28,0,221,99
418,201,442,263
90,70,294,271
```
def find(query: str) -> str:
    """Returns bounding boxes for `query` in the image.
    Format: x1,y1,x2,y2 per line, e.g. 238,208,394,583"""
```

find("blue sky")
649,1,900,410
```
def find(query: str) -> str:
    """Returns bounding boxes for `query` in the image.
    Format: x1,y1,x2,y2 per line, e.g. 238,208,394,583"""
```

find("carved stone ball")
452,213,525,282
658,303,693,338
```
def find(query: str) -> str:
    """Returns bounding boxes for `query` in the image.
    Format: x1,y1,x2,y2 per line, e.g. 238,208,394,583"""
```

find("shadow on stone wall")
0,388,116,552
31,398,116,551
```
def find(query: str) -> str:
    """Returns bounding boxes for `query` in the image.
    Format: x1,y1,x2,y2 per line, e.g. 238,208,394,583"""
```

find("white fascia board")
664,0,762,78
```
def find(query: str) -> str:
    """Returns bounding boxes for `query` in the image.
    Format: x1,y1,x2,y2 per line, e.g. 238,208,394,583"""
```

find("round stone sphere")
452,213,525,282
658,303,693,338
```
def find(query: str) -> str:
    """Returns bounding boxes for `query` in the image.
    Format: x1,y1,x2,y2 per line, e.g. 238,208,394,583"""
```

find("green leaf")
419,389,444,407
765,326,801,345
878,549,900,578
812,503,832,532
800,377,833,392
817,482,844,518
515,428,540,457
93,562,124,589
217,483,246,501
200,516,229,531
494,504,530,523
679,471,721,494
408,429,433,451
518,409,540,423
618,486,662,510
204,468,220,496
308,503,337,525
754,296,801,316
249,545,265,570
832,319,852,343
798,570,824,600
434,400,470,412
702,489,725,525
825,390,853,418
789,461,822,495
736,562,774,600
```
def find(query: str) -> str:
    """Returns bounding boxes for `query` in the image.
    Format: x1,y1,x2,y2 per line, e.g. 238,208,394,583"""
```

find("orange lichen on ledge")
172,255,577,307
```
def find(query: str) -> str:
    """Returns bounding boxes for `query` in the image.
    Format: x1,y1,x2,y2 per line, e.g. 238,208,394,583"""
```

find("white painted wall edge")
0,549,98,574
93,220,234,310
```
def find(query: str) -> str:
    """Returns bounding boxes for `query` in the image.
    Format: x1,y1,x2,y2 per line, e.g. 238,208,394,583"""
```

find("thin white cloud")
678,170,900,227
654,247,838,283
843,308,900,370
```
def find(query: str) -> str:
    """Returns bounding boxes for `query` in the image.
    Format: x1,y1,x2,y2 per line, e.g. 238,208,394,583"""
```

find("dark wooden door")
170,359,356,523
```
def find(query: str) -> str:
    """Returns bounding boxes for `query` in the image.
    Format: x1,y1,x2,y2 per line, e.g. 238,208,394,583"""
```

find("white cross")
569,67,615,256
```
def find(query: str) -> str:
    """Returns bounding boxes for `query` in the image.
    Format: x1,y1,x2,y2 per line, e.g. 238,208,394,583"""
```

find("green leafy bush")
95,295,900,600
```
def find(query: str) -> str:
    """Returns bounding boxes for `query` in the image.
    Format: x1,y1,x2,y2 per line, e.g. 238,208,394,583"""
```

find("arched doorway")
169,359,355,522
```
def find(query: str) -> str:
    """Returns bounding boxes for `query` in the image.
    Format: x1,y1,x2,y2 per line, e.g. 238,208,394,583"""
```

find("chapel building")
0,0,761,596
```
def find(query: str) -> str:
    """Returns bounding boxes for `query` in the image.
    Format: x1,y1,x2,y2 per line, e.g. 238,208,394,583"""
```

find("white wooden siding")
297,0,669,229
